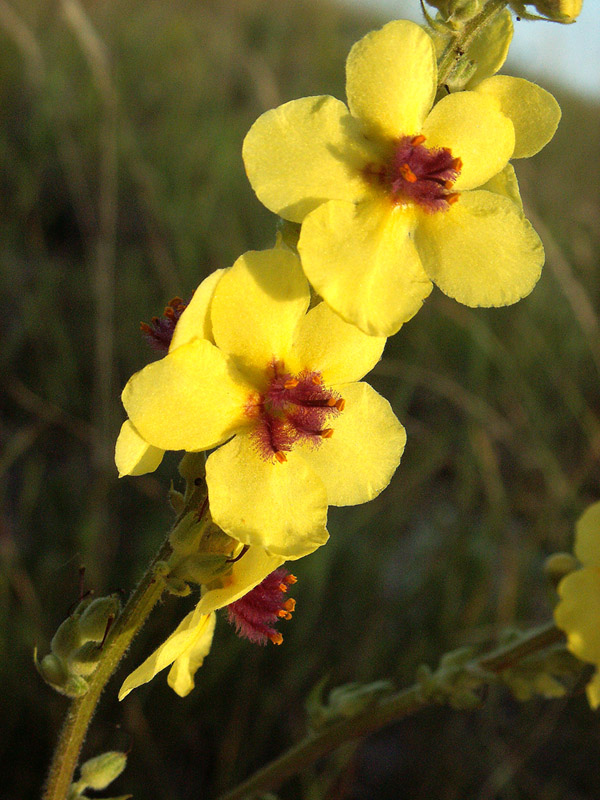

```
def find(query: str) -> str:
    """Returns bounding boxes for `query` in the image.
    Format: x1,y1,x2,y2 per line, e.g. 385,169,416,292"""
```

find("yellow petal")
298,382,406,506
574,501,600,567
421,91,515,191
480,163,523,213
196,547,284,614
118,605,213,700
464,9,513,89
299,198,432,337
242,96,373,223
115,420,164,477
287,301,386,384
555,567,600,665
475,76,560,159
346,20,436,139
123,339,250,452
416,190,544,307
167,612,216,697
586,671,600,710
169,269,227,351
206,433,329,559
211,249,310,383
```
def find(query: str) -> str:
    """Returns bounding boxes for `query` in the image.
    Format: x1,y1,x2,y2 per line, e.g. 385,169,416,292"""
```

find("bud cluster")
35,594,121,698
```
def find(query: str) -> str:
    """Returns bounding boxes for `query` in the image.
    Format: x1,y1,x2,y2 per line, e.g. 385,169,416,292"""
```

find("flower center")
246,362,345,463
226,568,297,645
140,296,187,353
365,135,462,213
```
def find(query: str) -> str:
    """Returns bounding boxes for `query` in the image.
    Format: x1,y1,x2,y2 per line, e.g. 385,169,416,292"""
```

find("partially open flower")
243,20,560,336
119,546,286,698
117,248,405,559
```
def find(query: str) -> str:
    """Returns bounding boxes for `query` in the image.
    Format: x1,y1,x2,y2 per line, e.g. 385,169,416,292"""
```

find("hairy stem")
43,535,173,800
217,622,565,800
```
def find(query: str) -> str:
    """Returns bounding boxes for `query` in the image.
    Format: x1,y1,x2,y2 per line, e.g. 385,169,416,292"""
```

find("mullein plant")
40,2,594,799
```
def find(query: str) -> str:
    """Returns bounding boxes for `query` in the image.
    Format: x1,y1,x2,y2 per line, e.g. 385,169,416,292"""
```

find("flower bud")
527,0,582,21
36,652,69,687
172,553,230,586
68,641,103,677
169,510,206,556
79,751,127,791
51,616,84,661
544,551,579,587
78,594,121,642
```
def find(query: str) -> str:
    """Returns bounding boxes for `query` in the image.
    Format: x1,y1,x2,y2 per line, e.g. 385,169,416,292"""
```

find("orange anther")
400,164,418,183
164,307,175,318
279,582,288,593
284,378,299,389
169,296,183,307
452,157,463,171
444,180,454,190
284,598,296,612
411,134,426,146
140,322,151,333
270,632,284,645
320,428,334,439
278,610,292,620
336,399,345,411
286,574,298,585
312,375,323,385
326,397,337,407
447,193,460,205
274,451,287,463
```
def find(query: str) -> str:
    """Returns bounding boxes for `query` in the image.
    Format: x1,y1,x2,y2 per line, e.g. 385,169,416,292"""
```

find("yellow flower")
554,501,600,708
117,247,406,559
119,546,283,698
243,20,561,336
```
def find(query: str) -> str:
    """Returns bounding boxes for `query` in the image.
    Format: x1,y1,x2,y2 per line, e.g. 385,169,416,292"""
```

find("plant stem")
216,622,565,800
436,0,509,88
43,535,173,800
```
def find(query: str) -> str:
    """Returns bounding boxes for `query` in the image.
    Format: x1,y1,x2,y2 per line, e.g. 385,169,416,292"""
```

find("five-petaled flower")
554,501,600,709
116,247,406,559
243,19,561,336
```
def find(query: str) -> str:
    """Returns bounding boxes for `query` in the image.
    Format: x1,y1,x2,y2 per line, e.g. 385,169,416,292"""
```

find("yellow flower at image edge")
243,19,561,336
117,247,406,560
555,501,600,708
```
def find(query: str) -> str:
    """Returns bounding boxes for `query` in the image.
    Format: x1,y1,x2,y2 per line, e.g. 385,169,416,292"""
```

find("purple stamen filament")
247,362,344,462
365,134,462,213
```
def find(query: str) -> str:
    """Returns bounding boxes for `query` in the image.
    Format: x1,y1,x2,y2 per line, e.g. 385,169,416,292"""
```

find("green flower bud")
425,0,484,20
62,674,90,698
51,616,84,661
544,551,579,587
172,553,230,586
164,575,191,596
78,594,121,642
169,510,206,556
79,751,127,791
68,640,103,677
168,482,185,514
178,452,206,486
529,0,582,21
36,651,69,688
509,0,582,22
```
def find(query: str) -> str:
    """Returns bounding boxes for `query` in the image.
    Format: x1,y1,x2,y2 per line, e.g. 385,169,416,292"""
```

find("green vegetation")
1,0,599,797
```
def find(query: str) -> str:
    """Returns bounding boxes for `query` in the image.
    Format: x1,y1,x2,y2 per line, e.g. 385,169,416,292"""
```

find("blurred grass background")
1,0,600,798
